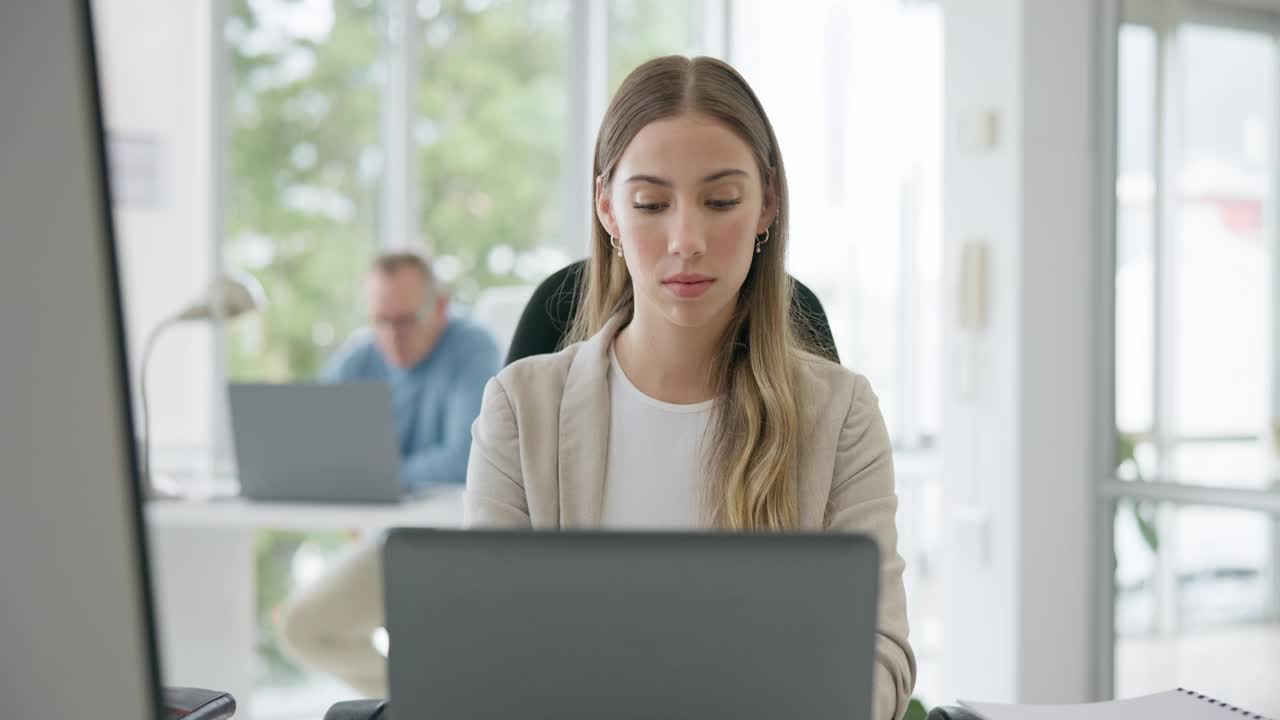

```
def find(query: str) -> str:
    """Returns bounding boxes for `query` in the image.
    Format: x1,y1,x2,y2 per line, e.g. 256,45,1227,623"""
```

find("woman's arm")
463,376,532,527
827,374,918,720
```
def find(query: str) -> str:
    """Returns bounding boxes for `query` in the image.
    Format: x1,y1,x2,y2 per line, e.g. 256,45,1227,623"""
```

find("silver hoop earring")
755,227,770,254
609,235,623,257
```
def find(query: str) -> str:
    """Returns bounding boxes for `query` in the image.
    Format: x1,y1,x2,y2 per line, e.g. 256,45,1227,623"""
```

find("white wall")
92,1,217,477
940,0,1102,703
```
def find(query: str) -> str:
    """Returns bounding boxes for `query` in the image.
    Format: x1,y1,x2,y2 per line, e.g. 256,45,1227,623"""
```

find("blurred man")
324,251,498,491
278,251,497,695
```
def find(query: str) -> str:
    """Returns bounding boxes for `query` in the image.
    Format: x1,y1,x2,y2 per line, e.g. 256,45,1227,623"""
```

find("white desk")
144,489,464,720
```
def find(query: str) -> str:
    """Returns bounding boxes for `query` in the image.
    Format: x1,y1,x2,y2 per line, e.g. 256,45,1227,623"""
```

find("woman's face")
596,112,776,334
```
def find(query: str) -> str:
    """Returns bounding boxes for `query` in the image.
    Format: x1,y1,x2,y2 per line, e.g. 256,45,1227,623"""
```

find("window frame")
1097,0,1280,700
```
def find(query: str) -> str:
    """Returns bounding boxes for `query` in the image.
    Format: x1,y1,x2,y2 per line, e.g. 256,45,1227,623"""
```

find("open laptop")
383,529,881,719
228,382,403,503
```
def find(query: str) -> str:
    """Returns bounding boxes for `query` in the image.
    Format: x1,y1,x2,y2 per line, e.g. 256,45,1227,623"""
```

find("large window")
226,0,383,381
607,0,704,93
414,0,570,301
224,0,719,378
1109,3,1280,714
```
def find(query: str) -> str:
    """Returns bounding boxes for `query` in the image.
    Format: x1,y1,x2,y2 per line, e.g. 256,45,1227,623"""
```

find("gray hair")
370,250,439,300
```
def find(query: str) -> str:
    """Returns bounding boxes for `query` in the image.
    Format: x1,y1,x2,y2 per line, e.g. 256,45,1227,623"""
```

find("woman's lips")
662,276,715,298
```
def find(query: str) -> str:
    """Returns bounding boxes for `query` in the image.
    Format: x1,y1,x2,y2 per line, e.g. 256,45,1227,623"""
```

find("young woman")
465,56,916,720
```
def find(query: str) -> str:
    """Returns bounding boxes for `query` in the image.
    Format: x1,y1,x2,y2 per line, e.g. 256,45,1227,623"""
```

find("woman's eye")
633,202,666,212
708,199,742,210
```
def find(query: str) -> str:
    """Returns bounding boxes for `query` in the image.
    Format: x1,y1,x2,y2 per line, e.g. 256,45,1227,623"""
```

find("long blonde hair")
568,56,816,530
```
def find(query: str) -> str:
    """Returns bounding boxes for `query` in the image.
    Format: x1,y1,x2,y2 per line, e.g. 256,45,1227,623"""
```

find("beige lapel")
794,358,829,527
556,313,627,527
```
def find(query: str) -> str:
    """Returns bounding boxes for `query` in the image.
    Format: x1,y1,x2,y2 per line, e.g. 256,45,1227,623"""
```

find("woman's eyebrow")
624,174,672,187
623,168,749,187
701,168,748,183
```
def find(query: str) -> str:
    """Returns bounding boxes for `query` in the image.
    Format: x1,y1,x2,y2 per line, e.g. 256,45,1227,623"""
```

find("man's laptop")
383,529,881,719
228,382,403,503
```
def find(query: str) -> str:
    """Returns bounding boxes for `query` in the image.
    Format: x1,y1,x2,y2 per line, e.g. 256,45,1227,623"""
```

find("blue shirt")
321,316,498,492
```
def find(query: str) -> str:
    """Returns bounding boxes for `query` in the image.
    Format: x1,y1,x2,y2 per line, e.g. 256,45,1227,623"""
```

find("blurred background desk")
145,487,464,720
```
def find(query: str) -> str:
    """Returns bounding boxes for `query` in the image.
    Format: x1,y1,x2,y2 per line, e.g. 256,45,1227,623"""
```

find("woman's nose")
667,208,707,258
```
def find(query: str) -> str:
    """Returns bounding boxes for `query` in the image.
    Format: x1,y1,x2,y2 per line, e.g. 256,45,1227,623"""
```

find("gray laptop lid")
228,382,401,502
383,529,880,720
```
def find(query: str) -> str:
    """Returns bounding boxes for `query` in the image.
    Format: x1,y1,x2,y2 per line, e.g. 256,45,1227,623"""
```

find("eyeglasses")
372,311,425,333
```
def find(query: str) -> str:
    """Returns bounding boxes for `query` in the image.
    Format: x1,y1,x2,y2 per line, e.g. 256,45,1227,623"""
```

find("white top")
600,347,714,529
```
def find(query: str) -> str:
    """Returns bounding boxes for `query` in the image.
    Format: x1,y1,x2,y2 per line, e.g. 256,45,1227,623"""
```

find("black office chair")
323,699,388,720
504,259,840,366
163,687,237,719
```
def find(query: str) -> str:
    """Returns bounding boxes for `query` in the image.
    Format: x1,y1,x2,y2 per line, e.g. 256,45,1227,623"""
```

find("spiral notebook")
960,688,1273,720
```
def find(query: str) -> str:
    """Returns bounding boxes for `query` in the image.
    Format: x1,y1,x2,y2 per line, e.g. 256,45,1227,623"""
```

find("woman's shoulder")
792,351,876,414
488,339,586,402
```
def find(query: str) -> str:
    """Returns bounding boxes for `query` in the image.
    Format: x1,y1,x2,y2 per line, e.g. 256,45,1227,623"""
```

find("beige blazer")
465,313,917,720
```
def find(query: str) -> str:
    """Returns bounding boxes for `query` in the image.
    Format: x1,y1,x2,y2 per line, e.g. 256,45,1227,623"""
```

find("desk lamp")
139,272,264,495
